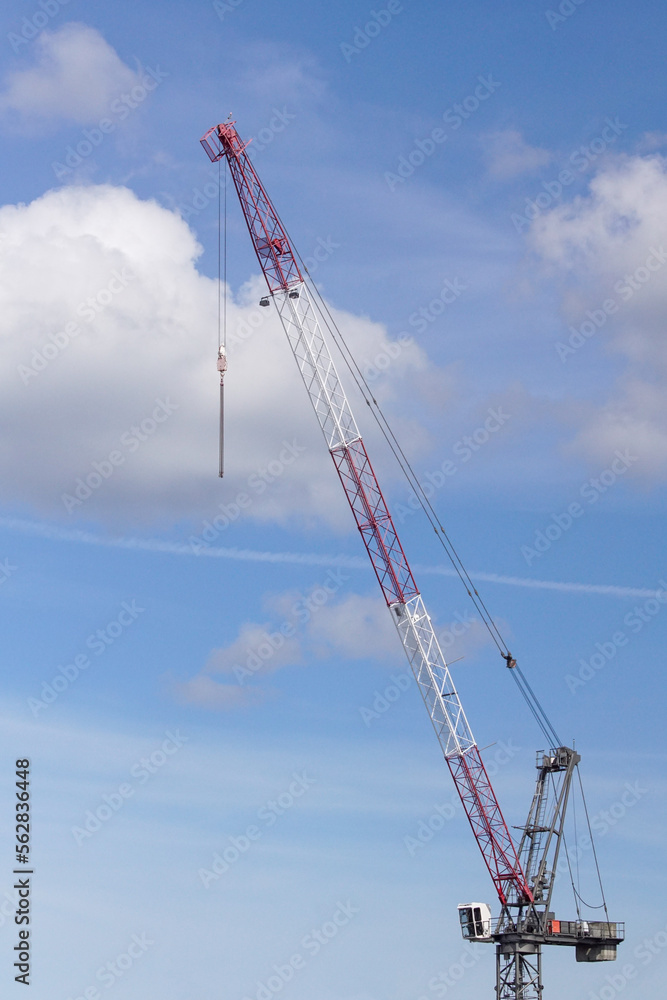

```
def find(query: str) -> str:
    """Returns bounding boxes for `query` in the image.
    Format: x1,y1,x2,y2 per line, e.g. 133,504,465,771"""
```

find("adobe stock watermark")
359,609,480,727
340,1,404,63
0,558,17,585
28,600,145,717
233,568,349,685
61,398,179,513
545,0,588,31
416,944,483,999
583,919,667,1000
395,406,511,523
240,901,359,1000
571,922,666,1000
385,75,501,191
565,581,667,694
71,730,188,845
52,65,169,180
64,932,154,1000
553,780,648,892
245,108,296,160
511,117,627,234
17,268,135,385
203,234,340,358
403,740,520,856
223,234,340,349
213,0,245,21
521,449,638,566
0,885,20,931
178,108,295,221
362,277,469,384
359,670,411,726
8,0,74,55
555,246,667,362
189,439,306,552
408,278,469,333
198,771,316,888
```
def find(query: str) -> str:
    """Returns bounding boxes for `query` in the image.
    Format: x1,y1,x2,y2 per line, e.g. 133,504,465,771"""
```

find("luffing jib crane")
200,119,623,1000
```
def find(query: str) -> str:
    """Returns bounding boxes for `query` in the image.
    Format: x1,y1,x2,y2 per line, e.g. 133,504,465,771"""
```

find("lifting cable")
562,832,583,921
282,236,561,749
246,181,560,750
573,765,611,920
217,157,228,477
251,174,612,914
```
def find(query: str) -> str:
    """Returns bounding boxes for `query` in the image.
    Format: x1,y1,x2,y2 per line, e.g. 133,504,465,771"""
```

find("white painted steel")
394,595,476,757
273,284,477,760
276,285,360,451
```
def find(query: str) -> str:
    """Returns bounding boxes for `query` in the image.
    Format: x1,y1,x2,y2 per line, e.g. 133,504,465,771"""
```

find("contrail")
0,516,661,599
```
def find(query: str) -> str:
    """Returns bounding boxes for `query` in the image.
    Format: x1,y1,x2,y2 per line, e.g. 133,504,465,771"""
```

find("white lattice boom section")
202,119,531,907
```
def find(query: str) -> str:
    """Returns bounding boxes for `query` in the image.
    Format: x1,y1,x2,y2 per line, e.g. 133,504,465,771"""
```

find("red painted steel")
201,123,302,293
448,748,531,905
202,118,531,908
332,439,418,606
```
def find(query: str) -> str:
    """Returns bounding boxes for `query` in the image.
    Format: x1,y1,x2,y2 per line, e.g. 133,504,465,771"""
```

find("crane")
200,119,624,999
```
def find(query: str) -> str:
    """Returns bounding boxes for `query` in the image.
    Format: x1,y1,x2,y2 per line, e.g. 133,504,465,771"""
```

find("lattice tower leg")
496,944,542,1000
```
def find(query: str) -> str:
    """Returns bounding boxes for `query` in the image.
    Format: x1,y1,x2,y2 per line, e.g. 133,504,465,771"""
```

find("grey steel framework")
490,747,624,998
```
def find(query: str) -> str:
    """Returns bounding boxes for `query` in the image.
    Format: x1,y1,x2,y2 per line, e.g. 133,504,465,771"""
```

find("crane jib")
201,119,532,908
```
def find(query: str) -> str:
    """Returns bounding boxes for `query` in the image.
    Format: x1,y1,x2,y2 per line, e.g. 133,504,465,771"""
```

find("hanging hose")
217,156,228,477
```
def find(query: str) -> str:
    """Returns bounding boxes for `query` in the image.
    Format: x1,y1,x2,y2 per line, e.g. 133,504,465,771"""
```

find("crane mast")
200,120,623,999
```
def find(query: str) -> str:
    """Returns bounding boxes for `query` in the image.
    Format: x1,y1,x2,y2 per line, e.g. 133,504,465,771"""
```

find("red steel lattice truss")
201,120,531,906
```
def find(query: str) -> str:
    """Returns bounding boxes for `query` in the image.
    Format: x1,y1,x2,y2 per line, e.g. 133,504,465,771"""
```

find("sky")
0,1,666,998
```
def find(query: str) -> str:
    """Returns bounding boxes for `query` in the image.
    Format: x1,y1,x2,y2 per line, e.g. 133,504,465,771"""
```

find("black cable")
246,170,562,750
308,278,564,749
511,670,555,747
217,157,221,350
223,157,227,350
513,664,561,747
305,271,509,651
576,766,611,922
562,831,583,921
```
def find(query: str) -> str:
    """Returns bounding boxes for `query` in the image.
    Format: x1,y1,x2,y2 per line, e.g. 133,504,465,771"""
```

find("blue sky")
0,2,666,998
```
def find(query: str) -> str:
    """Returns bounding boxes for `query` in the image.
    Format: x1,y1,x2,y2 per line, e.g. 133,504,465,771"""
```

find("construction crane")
200,119,624,999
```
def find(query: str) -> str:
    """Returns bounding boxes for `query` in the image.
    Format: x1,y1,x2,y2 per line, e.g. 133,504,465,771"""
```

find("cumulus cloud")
0,183,439,528
167,672,267,710
171,583,495,711
483,129,552,180
0,23,143,128
171,587,394,709
528,154,667,478
205,622,304,677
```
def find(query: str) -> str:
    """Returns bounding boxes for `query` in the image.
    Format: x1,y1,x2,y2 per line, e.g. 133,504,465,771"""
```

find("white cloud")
0,183,438,528
0,23,142,127
168,672,267,710
483,129,552,180
528,154,667,478
172,588,400,710
205,620,304,677
306,593,397,661
172,584,497,711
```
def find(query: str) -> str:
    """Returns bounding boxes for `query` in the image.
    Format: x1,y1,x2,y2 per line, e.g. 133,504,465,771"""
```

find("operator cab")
458,902,492,941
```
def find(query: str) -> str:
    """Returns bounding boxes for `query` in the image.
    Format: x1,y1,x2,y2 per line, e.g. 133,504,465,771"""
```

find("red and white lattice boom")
201,121,532,908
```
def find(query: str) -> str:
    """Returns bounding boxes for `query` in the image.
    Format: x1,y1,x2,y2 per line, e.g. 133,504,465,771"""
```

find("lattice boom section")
332,440,418,606
200,123,302,293
277,289,359,451
447,747,531,905
393,595,475,757
204,118,529,912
